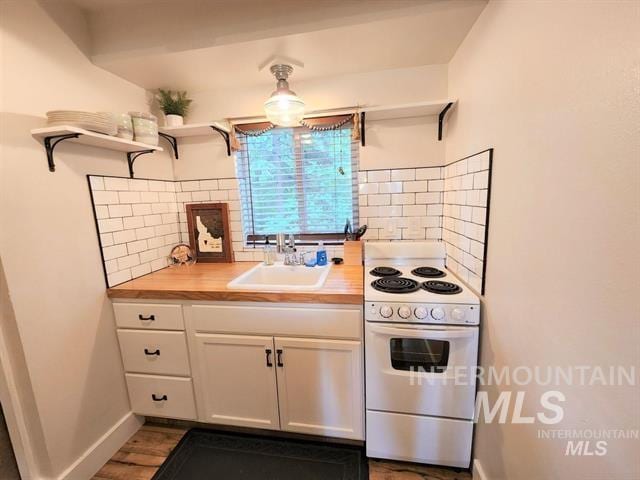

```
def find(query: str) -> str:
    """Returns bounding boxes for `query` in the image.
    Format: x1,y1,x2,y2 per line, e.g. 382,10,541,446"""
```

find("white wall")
446,2,639,479
173,64,448,180
360,116,445,171
0,1,172,477
186,64,448,121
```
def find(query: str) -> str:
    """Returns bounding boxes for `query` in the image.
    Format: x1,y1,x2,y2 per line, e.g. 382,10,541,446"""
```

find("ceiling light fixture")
264,64,305,127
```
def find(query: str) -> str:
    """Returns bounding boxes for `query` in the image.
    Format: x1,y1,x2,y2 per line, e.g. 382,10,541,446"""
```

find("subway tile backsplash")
356,156,492,295
358,167,444,242
89,154,491,292
89,176,178,287
442,150,492,294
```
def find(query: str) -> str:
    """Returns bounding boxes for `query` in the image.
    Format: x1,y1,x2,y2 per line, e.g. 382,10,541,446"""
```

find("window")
389,339,450,373
236,121,359,244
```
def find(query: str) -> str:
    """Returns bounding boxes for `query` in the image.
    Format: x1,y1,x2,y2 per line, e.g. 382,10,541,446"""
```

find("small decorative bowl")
169,244,196,266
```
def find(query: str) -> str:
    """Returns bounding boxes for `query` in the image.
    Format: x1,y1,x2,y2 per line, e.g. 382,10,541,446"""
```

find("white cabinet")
192,333,280,430
190,332,364,439
114,301,364,440
186,303,364,440
275,337,364,439
113,302,197,420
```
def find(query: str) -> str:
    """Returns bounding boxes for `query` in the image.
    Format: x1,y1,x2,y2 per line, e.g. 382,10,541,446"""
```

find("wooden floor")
94,424,471,480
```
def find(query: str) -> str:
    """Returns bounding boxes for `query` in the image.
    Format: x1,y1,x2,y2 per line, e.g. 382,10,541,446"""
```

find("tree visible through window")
236,124,359,242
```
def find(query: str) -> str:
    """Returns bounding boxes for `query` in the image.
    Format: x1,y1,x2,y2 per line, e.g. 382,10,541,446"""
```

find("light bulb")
264,64,305,127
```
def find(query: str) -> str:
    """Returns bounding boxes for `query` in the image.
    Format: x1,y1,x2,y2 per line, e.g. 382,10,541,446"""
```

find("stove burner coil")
421,280,462,295
371,277,420,294
370,266,402,277
411,267,446,278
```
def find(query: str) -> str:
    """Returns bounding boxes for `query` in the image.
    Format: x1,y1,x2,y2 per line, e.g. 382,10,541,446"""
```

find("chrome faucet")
283,234,302,265
283,249,298,266
275,233,286,254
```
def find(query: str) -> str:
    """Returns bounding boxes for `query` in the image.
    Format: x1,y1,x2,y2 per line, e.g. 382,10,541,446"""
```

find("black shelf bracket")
126,150,155,178
44,133,81,172
360,112,366,147
211,126,231,156
438,102,454,141
158,132,179,160
156,126,231,160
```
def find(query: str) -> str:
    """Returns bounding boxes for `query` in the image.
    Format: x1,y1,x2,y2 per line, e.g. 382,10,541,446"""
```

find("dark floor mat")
152,428,368,480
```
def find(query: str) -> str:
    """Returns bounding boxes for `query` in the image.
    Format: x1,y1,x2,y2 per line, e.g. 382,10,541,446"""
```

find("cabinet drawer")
113,303,183,330
125,374,196,420
117,330,190,376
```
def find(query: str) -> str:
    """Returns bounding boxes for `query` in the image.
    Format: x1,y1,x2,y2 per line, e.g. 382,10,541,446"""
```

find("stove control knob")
379,305,393,318
431,307,446,320
414,307,428,319
451,308,466,321
398,306,411,319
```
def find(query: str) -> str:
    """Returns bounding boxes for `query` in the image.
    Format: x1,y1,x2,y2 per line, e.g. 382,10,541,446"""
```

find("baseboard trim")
56,412,144,480
473,458,488,480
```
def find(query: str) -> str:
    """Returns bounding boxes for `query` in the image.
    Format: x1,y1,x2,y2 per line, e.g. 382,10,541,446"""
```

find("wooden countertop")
107,262,364,304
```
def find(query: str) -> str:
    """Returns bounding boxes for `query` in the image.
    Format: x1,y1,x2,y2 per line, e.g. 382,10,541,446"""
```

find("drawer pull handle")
276,349,284,367
144,348,160,356
265,349,273,367
151,394,167,402
138,314,155,321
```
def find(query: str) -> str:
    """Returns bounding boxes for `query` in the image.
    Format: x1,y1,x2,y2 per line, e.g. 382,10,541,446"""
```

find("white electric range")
364,241,480,469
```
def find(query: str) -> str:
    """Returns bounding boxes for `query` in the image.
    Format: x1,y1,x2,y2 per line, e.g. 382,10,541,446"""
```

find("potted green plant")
157,89,192,127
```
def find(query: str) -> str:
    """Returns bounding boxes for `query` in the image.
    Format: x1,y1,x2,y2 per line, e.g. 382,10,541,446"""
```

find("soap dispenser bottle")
263,236,275,266
316,241,328,266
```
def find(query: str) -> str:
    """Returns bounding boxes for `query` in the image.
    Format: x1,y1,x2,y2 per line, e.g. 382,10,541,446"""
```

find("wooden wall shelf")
158,122,232,158
31,125,164,178
359,99,456,146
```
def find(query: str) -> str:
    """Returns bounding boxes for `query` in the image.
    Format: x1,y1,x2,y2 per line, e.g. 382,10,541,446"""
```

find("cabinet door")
274,337,364,440
193,333,280,430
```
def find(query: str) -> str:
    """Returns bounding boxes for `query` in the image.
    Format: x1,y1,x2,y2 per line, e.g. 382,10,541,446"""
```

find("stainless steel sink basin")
227,262,332,291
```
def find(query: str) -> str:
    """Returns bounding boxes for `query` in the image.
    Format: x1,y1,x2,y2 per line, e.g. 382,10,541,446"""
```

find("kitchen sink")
227,262,332,291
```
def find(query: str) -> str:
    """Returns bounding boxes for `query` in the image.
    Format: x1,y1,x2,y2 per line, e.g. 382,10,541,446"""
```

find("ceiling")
62,0,487,93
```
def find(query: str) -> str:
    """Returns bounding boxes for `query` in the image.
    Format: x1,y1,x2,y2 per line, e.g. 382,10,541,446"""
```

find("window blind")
236,123,359,244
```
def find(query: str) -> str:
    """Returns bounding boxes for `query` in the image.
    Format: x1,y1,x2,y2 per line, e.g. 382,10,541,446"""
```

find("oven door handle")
369,324,475,339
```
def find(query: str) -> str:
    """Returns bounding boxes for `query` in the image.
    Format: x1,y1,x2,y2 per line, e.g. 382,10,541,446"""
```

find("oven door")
365,322,478,420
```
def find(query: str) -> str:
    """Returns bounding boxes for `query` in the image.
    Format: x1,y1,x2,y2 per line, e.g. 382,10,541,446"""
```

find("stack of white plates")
46,111,117,136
